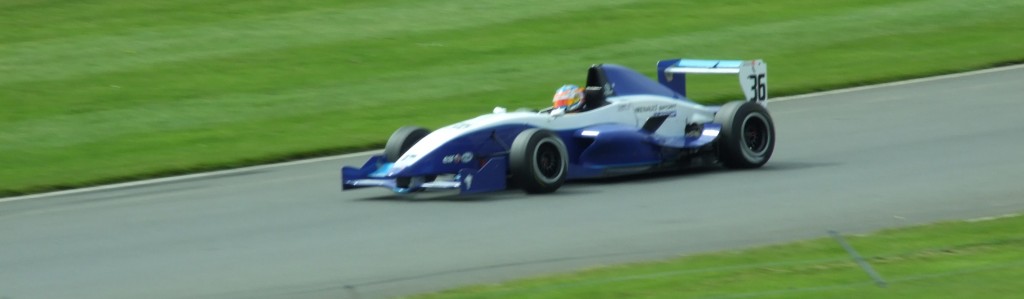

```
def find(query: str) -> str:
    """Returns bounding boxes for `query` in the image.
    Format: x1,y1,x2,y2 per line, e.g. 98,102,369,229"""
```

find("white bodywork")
393,95,717,169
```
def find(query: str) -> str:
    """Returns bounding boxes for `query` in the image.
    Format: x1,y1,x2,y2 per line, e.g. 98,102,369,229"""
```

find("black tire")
714,101,775,169
384,126,430,188
509,129,568,194
384,126,430,162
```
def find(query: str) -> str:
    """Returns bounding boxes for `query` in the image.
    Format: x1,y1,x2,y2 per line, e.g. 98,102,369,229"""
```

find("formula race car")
342,58,774,194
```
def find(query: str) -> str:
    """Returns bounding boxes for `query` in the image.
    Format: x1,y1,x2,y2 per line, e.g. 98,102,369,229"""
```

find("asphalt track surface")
2,66,1024,299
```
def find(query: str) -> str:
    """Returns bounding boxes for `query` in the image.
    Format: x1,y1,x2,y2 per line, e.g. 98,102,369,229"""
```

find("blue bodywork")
603,64,687,100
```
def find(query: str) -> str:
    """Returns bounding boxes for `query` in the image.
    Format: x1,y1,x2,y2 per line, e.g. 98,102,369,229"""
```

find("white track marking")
767,64,1024,103
0,150,381,203
2,64,1022,203
964,213,1020,223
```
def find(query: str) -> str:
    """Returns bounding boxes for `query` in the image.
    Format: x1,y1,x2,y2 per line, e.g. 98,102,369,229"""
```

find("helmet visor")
552,90,578,108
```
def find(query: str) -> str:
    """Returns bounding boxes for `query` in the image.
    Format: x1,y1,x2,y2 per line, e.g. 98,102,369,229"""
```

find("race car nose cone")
385,166,405,177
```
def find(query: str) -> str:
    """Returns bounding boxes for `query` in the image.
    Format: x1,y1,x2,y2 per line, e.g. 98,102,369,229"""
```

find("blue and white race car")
342,58,774,194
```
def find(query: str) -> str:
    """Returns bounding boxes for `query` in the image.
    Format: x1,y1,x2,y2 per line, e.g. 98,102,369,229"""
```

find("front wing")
342,155,508,194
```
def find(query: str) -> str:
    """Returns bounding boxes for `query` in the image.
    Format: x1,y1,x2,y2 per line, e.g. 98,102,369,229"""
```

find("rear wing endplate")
657,59,767,106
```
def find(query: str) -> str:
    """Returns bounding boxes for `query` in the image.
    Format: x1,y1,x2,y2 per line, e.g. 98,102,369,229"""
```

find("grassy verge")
410,214,1024,299
2,0,1023,196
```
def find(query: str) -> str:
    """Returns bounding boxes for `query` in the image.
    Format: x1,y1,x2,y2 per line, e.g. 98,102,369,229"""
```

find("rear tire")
714,101,775,168
384,126,430,188
509,129,568,194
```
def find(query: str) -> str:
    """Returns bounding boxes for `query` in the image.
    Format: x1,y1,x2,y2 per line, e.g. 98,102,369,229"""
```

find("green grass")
409,214,1024,299
2,0,1023,196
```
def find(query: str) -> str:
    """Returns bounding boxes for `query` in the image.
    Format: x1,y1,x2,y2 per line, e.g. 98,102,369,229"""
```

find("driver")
551,84,585,113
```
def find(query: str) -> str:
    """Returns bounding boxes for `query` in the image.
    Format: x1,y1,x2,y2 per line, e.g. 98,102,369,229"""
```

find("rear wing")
656,59,767,106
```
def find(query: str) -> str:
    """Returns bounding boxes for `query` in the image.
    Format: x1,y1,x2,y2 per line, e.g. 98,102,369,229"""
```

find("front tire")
384,126,431,188
384,126,430,162
509,129,568,194
714,101,775,168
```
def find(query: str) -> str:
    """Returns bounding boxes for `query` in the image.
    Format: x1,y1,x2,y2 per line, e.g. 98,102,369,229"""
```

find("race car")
342,58,774,194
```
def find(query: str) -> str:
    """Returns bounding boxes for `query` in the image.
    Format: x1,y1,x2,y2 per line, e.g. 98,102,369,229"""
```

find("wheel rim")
533,139,564,183
741,113,770,155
